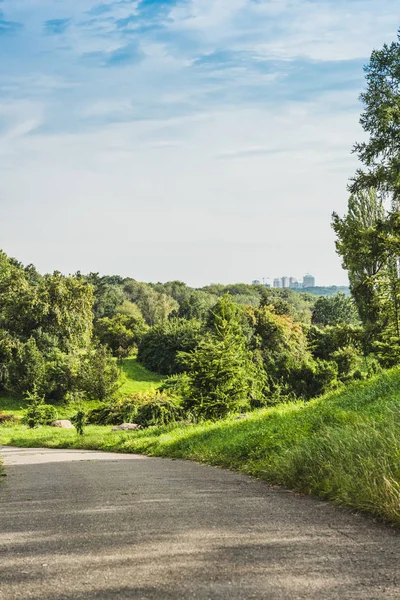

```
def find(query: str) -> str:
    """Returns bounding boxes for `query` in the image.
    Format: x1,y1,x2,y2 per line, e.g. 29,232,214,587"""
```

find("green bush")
138,318,202,375
87,391,184,427
79,345,120,400
94,313,148,356
71,409,86,435
6,337,47,397
22,388,57,428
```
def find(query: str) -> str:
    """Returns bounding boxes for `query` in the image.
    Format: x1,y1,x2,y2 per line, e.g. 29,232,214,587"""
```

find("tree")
94,313,147,356
179,296,265,419
6,337,47,397
79,345,119,401
332,190,386,329
138,318,202,375
333,191,400,359
311,293,359,326
350,30,400,201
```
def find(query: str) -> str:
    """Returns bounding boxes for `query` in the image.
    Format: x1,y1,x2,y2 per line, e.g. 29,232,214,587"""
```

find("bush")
94,313,148,356
79,345,120,400
22,388,57,428
87,391,183,427
71,409,86,435
138,318,202,375
6,337,47,397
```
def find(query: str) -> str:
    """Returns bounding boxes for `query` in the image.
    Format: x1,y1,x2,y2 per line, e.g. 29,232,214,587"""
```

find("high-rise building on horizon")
303,273,316,288
273,278,282,288
281,276,290,289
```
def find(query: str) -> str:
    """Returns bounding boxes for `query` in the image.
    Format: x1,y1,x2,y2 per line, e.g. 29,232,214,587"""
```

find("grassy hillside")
118,357,163,394
1,368,400,524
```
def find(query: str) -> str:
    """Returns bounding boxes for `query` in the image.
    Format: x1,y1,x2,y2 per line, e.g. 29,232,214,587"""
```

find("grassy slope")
1,368,400,524
117,357,163,395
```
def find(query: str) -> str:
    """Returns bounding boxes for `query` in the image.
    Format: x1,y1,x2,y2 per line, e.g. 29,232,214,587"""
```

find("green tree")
332,190,386,330
311,293,359,326
350,30,400,200
138,318,202,375
179,296,265,419
6,337,47,397
79,345,119,401
94,313,148,356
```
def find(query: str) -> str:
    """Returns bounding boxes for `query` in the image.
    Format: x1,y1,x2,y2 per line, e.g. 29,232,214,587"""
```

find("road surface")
0,446,399,599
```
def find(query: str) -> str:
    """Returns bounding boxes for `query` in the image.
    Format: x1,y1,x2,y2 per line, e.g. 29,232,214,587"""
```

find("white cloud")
0,0,398,285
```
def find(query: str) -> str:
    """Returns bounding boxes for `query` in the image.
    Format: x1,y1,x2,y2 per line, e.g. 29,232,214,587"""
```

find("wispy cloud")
1,0,399,285
0,12,23,36
44,18,72,35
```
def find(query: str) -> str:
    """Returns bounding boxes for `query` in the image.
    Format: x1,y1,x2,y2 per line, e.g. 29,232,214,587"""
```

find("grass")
1,368,400,525
117,357,163,395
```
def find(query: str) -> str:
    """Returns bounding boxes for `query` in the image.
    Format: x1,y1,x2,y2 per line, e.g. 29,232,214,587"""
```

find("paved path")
0,446,399,600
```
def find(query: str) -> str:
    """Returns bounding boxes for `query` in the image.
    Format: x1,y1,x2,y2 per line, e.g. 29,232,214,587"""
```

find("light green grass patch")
117,357,163,395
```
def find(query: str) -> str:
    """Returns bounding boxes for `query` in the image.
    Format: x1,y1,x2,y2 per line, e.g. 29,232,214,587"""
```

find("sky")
0,0,398,287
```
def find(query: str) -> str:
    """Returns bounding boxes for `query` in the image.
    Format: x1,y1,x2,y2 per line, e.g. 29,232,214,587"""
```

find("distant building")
252,280,261,285
289,277,298,289
303,273,316,288
281,276,290,289
273,278,282,288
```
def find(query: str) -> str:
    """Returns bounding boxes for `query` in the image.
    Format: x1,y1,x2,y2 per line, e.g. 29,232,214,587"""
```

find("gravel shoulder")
1,446,399,600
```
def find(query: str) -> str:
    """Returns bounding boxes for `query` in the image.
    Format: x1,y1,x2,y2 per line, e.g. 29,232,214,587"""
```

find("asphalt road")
0,446,399,600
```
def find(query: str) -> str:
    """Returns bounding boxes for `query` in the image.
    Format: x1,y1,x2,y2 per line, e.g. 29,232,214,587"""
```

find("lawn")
1,368,400,525
117,356,163,395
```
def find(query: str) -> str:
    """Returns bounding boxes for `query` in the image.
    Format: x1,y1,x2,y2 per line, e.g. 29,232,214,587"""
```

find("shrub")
87,391,183,427
79,345,120,400
6,337,47,397
94,313,148,356
22,388,57,428
71,409,86,435
138,318,202,375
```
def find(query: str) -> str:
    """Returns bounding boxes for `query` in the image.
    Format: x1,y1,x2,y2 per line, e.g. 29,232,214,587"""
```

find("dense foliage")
0,252,118,402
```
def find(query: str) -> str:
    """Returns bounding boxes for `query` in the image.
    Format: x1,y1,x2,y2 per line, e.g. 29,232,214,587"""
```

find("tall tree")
350,30,400,202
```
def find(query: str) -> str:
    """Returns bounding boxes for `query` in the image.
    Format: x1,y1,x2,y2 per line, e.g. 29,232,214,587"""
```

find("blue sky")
0,0,399,286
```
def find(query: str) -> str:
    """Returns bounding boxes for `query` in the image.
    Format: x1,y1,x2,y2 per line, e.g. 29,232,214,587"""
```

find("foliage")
79,345,120,401
6,337,47,397
138,318,202,375
94,313,148,357
22,387,57,428
349,30,400,198
71,409,86,435
84,272,125,320
333,192,400,362
87,391,183,427
311,293,359,326
179,296,266,419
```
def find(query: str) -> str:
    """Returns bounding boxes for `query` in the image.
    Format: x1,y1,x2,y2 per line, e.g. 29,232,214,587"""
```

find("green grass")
118,357,163,395
0,395,25,416
1,368,400,525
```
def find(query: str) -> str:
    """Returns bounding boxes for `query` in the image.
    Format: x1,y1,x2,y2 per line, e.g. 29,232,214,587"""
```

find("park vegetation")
2,30,400,522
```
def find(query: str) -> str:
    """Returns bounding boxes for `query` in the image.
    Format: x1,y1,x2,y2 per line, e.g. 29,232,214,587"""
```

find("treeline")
0,249,365,419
